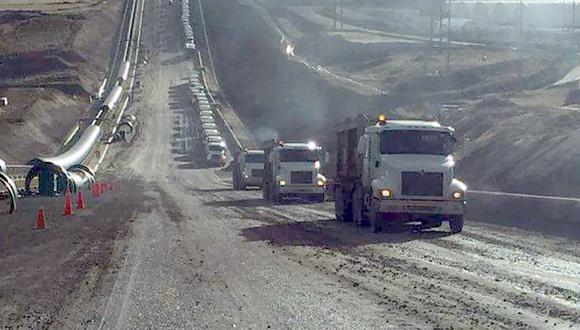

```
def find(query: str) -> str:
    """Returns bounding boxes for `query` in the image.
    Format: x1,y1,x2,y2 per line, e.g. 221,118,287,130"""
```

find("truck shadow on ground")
205,197,329,208
239,219,453,248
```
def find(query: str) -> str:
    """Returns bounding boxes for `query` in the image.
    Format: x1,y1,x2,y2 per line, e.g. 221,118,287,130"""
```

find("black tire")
353,186,369,226
369,208,382,233
449,215,464,234
270,184,280,203
313,194,325,203
334,189,352,222
262,183,268,199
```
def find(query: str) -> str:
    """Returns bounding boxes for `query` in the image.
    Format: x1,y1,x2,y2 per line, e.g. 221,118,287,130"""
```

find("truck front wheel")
353,186,369,226
449,216,464,234
369,208,382,233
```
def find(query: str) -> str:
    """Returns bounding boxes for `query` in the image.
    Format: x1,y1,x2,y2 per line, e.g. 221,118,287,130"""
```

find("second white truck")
232,149,265,190
262,140,326,203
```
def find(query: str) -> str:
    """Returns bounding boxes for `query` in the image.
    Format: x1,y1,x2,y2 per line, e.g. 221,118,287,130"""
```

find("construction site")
0,0,579,328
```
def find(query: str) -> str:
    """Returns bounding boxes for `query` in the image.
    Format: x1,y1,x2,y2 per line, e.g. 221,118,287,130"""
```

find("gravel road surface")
53,0,580,329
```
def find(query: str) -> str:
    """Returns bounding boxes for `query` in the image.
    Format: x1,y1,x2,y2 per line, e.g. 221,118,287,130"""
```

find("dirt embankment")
0,3,121,163
204,0,580,196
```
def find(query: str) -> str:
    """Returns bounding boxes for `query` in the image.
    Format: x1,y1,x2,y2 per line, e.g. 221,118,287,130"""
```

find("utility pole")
430,14,434,48
573,1,576,33
447,0,451,76
518,0,523,39
439,0,444,43
564,0,567,31
333,1,337,30
518,0,523,79
340,0,344,30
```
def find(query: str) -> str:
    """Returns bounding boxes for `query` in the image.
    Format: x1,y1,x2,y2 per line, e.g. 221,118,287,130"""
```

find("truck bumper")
377,199,465,216
243,177,262,187
278,185,325,196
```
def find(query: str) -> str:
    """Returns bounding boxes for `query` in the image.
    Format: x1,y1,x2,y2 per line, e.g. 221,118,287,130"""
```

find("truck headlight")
452,191,463,200
316,179,325,186
279,180,287,186
380,189,393,198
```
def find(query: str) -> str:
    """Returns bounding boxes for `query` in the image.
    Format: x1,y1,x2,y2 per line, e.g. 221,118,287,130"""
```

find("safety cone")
63,190,74,216
77,190,85,209
36,208,46,230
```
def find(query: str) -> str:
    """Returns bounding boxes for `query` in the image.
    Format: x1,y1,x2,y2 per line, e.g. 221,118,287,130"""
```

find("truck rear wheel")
334,189,352,221
449,216,464,234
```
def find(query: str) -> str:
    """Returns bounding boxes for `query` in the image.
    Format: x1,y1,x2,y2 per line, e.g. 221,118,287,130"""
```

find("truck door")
357,136,371,185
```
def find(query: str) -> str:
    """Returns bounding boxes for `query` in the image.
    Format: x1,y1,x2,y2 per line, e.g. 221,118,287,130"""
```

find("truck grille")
251,169,263,178
291,171,313,184
401,172,443,197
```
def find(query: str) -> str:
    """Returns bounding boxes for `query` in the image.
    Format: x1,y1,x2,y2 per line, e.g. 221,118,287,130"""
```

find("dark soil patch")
0,178,148,328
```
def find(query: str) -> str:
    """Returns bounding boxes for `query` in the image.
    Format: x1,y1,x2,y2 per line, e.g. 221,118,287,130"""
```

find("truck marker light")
380,189,393,198
317,179,325,186
378,114,387,122
307,141,317,150
314,160,321,169
452,191,463,199
279,180,287,186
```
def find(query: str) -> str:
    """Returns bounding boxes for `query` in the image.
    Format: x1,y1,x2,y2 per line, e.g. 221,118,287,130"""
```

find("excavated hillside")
203,0,580,196
0,1,121,163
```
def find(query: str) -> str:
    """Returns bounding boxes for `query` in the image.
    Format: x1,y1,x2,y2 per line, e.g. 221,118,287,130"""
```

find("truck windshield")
245,154,265,163
380,130,454,155
280,149,319,162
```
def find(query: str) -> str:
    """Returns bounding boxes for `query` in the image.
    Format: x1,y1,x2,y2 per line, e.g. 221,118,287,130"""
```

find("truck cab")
262,140,326,203
334,115,466,233
232,149,265,190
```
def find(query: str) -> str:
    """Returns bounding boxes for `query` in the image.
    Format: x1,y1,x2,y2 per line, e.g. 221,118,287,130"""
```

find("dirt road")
45,0,580,329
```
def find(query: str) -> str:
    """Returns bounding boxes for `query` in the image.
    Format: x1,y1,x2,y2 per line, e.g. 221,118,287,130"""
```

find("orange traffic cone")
63,190,74,216
77,190,85,209
36,208,46,230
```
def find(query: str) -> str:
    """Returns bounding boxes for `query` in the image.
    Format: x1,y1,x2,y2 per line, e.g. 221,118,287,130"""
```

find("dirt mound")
564,89,580,105
475,97,516,109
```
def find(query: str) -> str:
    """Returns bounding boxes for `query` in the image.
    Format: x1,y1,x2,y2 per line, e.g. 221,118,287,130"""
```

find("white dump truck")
232,149,265,190
333,115,466,233
262,139,326,203
205,141,227,166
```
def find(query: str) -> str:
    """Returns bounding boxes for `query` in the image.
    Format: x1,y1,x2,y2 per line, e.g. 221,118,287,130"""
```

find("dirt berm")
203,0,580,197
0,2,122,163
